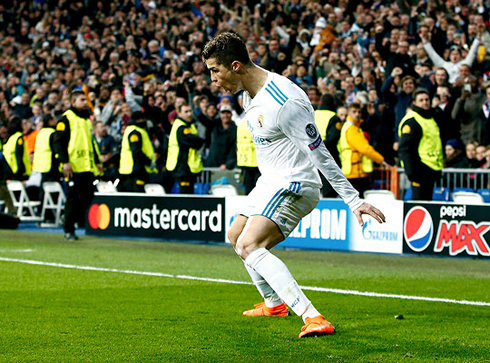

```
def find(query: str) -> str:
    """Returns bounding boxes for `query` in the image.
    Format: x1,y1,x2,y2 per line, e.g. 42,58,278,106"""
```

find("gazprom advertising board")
86,193,225,241
403,202,490,258
225,197,403,254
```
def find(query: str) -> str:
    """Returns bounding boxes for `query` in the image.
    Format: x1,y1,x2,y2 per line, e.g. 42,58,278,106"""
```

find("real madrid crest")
257,114,264,128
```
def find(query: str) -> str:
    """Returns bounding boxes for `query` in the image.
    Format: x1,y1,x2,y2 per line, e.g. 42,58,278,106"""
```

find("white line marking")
0,249,35,253
1,256,489,307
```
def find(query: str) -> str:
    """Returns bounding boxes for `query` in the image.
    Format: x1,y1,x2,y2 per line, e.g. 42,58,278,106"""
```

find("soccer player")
202,32,386,338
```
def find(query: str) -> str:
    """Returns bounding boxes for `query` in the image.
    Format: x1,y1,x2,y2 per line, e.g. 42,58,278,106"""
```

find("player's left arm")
277,99,385,226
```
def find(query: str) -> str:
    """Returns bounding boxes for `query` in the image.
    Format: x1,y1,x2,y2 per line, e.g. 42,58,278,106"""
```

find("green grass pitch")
0,230,489,362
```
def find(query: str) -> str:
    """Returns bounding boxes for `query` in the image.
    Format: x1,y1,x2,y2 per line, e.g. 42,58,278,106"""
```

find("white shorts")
239,179,320,237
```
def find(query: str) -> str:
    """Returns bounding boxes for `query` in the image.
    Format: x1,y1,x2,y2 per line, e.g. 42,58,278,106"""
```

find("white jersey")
242,71,363,212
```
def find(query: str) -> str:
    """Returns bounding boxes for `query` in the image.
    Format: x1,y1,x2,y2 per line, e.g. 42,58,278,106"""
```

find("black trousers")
118,174,148,193
64,172,94,233
241,167,261,195
411,178,436,201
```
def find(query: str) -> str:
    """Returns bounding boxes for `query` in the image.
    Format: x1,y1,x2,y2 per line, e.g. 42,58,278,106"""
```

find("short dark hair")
348,102,362,110
202,32,252,69
70,89,85,102
412,88,430,101
177,102,190,113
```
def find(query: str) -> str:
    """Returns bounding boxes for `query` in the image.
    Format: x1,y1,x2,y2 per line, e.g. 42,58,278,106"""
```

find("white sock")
245,247,314,316
244,263,283,308
301,303,322,322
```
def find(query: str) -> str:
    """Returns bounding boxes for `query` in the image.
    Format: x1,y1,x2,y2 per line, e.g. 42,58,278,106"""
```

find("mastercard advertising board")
403,202,490,258
86,193,226,241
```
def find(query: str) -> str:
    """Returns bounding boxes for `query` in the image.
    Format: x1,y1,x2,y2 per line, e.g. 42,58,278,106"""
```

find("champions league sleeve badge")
306,123,322,150
305,123,318,139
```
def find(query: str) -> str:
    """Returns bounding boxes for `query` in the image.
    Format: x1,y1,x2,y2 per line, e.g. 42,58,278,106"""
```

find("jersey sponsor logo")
404,206,433,252
308,135,322,150
252,135,271,145
257,114,264,128
305,123,318,139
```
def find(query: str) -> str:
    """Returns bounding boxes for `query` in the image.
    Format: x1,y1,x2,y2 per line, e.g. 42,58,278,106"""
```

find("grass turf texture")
0,231,489,362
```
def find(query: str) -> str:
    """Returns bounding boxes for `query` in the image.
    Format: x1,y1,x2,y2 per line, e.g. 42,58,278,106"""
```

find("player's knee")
235,237,257,260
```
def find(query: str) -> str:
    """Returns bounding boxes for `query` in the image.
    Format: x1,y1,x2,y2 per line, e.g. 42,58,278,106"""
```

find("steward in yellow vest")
52,90,102,240
0,121,16,215
33,113,61,181
315,94,343,197
166,103,204,194
119,111,156,192
237,118,260,195
338,103,386,198
398,90,443,201
3,118,31,180
314,94,343,167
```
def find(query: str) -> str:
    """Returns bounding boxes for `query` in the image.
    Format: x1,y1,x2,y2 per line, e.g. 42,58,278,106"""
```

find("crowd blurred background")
1,0,490,196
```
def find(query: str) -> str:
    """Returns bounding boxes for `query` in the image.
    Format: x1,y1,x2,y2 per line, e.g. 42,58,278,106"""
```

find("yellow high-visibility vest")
314,110,337,141
3,132,31,176
63,109,96,173
236,120,257,167
32,128,55,173
166,118,202,173
398,111,443,171
338,121,373,176
119,125,156,175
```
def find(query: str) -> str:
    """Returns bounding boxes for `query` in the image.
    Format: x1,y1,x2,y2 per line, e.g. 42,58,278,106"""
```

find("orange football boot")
299,315,335,338
242,302,290,317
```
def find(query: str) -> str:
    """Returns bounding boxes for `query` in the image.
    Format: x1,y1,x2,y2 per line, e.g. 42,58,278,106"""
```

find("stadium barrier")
85,193,490,259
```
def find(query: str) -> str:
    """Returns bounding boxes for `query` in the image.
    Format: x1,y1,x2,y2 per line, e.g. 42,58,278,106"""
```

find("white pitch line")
0,249,34,253
1,256,489,307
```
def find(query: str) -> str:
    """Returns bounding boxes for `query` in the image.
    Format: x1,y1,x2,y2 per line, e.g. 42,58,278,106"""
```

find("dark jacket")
204,122,237,169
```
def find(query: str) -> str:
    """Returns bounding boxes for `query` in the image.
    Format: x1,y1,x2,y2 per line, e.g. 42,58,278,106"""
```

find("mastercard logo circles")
88,203,110,230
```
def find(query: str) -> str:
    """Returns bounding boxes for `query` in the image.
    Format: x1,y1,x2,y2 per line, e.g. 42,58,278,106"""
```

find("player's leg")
236,184,335,337
228,215,286,314
237,216,334,337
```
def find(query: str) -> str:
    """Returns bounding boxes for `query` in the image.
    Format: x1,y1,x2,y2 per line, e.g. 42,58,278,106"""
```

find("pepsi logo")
404,206,434,252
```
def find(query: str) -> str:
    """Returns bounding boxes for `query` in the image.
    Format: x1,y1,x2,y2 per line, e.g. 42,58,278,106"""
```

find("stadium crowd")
1,0,490,205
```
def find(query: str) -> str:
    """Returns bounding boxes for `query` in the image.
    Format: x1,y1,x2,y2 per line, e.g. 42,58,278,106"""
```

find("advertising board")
86,193,225,242
403,202,490,258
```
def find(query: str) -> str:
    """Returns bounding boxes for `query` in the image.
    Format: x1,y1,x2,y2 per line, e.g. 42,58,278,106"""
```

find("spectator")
338,102,388,197
421,33,481,84
444,139,466,168
381,67,416,146
204,104,237,170
451,76,487,145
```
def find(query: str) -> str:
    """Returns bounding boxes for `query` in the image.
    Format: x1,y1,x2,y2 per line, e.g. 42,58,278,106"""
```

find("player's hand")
353,202,386,227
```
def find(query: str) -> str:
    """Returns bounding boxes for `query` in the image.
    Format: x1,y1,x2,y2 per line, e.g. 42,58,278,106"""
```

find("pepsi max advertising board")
403,202,490,258
86,193,226,242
